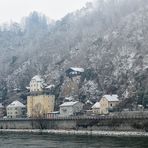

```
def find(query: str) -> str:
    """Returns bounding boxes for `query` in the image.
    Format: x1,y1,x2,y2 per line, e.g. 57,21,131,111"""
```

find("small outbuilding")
59,101,83,117
91,102,100,114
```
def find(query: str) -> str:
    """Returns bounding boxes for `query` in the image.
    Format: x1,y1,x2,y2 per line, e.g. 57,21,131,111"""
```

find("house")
6,100,26,118
65,67,84,77
29,75,44,92
91,102,100,114
27,95,55,118
83,100,93,111
0,103,5,118
100,95,119,114
59,101,83,117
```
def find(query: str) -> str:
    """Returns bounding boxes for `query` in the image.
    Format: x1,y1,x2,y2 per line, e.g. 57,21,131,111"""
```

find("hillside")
0,0,148,109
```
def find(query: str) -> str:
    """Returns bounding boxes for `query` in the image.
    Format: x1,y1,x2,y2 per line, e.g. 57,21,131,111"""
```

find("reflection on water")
0,133,148,148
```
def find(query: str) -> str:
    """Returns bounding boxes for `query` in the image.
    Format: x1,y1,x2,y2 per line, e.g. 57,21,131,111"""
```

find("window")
62,108,67,112
110,104,112,107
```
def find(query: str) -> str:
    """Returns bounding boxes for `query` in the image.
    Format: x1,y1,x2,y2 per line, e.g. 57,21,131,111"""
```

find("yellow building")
27,95,55,118
100,95,119,114
30,75,44,92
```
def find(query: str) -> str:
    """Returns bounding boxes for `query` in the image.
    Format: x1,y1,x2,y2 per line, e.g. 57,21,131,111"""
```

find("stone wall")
0,114,148,131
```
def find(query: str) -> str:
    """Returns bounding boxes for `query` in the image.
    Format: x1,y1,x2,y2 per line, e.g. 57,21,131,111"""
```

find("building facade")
60,101,83,117
27,95,55,118
0,103,5,118
91,102,100,114
29,75,44,92
100,95,119,114
6,100,26,118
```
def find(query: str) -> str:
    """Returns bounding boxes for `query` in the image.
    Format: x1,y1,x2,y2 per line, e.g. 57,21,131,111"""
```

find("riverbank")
0,129,148,137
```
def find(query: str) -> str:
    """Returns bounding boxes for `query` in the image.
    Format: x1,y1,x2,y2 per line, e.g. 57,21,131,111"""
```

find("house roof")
46,85,55,89
85,100,93,105
70,67,84,72
32,75,44,82
103,95,119,102
7,100,25,108
60,101,79,107
92,102,100,109
65,96,74,101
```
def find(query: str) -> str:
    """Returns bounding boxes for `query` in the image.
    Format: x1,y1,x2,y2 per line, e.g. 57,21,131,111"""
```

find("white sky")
0,0,94,24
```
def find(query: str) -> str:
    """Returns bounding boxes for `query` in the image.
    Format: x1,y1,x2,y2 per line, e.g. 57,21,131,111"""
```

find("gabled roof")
92,102,100,109
60,101,79,107
31,75,44,82
7,100,25,108
70,67,84,72
103,95,119,102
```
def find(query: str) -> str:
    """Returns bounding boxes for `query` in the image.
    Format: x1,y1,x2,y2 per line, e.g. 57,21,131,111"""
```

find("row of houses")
1,71,120,118
1,94,119,118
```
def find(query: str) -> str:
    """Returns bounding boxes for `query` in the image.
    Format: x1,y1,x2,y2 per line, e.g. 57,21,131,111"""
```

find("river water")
0,133,148,148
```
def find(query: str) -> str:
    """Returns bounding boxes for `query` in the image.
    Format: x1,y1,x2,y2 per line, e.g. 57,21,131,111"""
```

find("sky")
0,0,94,24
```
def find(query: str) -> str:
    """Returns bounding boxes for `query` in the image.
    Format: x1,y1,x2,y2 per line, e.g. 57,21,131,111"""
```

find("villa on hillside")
29,75,45,92
65,67,84,77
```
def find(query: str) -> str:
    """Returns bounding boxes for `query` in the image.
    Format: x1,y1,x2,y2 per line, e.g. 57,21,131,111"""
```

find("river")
0,133,148,148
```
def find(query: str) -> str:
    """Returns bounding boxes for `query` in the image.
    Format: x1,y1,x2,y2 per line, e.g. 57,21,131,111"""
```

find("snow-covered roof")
7,100,25,108
13,88,21,91
60,101,79,107
31,75,44,82
85,100,93,105
46,85,55,89
48,111,60,114
103,95,119,102
26,86,30,90
70,67,84,72
92,102,100,109
65,96,74,101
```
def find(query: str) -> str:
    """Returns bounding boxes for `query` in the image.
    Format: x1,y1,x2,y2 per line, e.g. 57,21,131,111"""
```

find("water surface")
0,133,147,148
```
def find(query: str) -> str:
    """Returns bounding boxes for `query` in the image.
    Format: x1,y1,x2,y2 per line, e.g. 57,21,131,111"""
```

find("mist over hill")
0,0,148,108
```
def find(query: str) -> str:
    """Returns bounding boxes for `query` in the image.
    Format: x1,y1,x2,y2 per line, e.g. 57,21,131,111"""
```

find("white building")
29,75,44,92
60,101,83,117
6,100,26,118
0,103,5,118
91,102,100,114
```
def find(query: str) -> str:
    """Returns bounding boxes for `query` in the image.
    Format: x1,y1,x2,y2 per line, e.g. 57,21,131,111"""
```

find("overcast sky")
0,0,94,24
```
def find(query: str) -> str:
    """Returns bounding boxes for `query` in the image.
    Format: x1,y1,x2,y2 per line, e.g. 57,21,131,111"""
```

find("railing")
1,111,148,121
